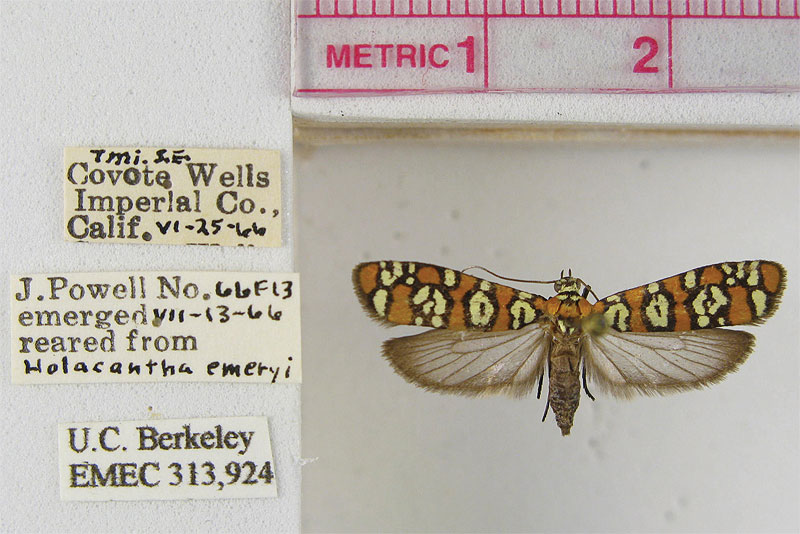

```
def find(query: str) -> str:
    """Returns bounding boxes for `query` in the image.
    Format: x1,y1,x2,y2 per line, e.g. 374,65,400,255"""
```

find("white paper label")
64,147,281,247
58,416,276,501
10,272,300,384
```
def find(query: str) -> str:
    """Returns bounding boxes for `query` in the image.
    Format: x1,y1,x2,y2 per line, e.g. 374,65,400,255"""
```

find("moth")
352,260,785,435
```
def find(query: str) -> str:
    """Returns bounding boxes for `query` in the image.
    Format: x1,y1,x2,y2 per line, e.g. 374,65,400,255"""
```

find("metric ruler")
294,0,800,94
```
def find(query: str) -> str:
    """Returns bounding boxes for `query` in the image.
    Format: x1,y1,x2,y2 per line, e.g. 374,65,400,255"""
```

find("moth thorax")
556,318,579,335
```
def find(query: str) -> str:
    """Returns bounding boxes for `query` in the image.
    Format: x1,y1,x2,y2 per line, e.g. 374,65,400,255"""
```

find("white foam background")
297,138,799,532
1,2,298,531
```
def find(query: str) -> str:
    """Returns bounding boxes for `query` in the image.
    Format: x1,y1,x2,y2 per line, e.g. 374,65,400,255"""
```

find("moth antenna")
576,278,601,301
536,371,544,399
582,363,595,401
460,265,559,285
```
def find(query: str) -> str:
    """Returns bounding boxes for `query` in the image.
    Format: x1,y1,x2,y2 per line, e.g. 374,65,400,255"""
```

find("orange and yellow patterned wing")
353,261,548,331
593,260,785,333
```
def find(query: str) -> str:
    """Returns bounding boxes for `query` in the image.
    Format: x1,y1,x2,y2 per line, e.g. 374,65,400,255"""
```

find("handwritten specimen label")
58,416,276,501
63,147,281,246
10,272,300,384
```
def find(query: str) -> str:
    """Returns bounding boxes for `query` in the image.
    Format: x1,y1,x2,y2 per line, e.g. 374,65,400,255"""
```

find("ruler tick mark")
667,12,674,88
484,0,489,88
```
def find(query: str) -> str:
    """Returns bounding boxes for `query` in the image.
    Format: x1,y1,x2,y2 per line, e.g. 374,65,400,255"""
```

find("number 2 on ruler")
633,36,659,74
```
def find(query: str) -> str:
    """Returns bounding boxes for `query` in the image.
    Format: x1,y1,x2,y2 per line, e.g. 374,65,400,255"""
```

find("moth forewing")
352,262,395,327
593,260,786,333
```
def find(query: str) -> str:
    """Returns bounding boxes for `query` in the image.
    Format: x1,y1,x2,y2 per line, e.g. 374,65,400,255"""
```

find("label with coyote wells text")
11,272,300,384
58,416,276,501
64,147,281,246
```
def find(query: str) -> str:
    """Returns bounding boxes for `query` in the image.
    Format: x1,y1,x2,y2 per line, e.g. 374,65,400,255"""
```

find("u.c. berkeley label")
64,147,281,246
58,416,276,501
11,272,300,384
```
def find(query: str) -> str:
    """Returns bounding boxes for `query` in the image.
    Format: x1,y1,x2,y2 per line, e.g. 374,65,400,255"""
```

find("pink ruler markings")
303,0,798,16
298,0,799,93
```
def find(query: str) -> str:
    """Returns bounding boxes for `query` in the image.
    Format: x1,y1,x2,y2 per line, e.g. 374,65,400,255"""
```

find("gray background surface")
298,138,799,532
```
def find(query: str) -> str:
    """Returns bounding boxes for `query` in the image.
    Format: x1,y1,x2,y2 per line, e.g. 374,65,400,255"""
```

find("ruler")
294,0,800,94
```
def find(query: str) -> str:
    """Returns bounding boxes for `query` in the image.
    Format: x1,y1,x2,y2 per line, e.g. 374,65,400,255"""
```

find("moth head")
554,269,579,294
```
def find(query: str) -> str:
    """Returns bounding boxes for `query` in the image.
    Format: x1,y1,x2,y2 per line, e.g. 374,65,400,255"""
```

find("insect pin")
353,260,785,435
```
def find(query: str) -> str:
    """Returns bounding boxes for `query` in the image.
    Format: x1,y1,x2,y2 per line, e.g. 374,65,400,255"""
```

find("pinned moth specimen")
352,260,785,435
